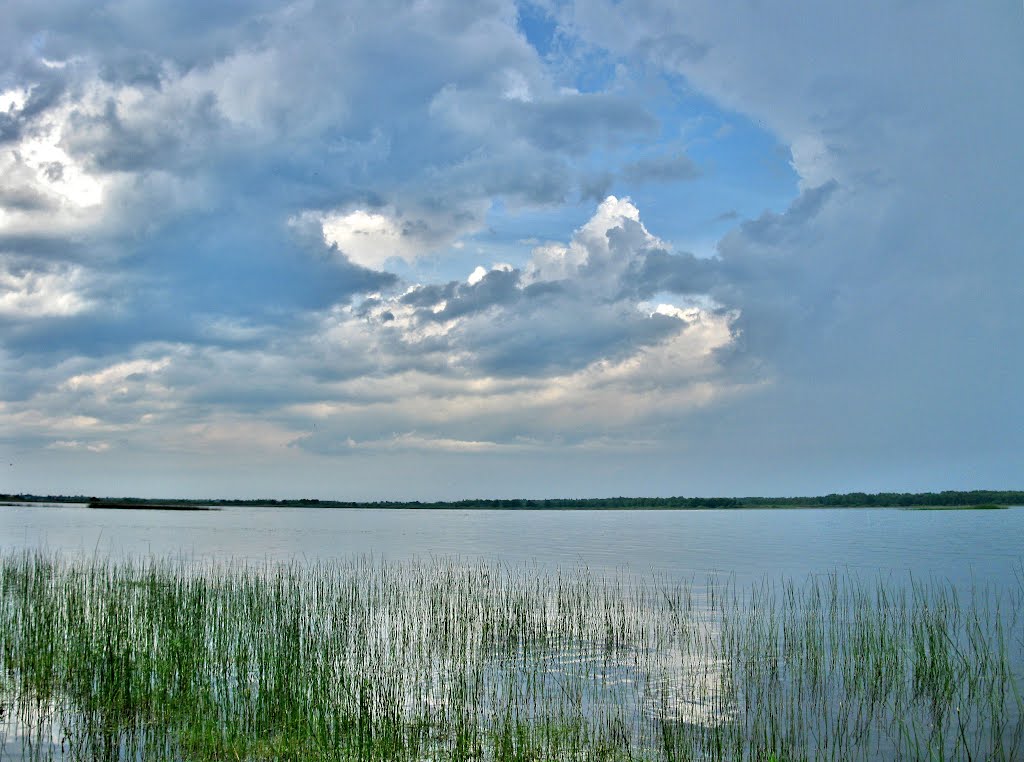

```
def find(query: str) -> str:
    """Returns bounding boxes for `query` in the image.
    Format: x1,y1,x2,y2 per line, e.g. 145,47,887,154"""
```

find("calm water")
1,502,1021,590
2,502,1023,759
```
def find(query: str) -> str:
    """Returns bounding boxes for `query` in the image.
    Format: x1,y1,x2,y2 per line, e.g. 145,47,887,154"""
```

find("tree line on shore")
1,489,1022,509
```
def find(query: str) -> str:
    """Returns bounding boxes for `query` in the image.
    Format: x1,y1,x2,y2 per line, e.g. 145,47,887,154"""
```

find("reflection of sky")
2,505,1021,759
2,505,1021,593
1,697,62,758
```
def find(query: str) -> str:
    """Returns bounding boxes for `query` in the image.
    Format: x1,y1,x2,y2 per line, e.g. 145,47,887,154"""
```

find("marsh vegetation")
1,553,1022,760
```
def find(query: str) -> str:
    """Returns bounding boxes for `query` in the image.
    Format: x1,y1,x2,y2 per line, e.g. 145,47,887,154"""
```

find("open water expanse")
2,503,1023,760
1,502,1022,590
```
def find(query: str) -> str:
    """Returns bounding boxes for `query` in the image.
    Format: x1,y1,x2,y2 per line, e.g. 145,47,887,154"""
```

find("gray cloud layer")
1,1,1021,498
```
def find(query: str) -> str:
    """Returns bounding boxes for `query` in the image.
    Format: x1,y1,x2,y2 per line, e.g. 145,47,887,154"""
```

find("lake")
2,502,1022,760
1,502,1021,590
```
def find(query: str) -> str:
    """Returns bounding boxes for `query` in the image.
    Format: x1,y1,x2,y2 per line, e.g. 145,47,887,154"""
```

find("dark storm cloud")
0,184,56,212
630,249,719,297
0,231,111,263
66,92,222,173
98,51,165,88
17,75,67,119
0,68,68,144
405,268,526,320
430,85,658,156
578,171,613,201
0,114,18,144
0,1,280,74
520,94,658,154
427,152,577,207
733,180,837,247
461,303,683,376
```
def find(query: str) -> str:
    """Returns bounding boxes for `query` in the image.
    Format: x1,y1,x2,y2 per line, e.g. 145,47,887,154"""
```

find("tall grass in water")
1,553,1021,761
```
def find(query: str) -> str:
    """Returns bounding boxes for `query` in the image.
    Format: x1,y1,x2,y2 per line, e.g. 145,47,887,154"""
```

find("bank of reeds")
1,552,1021,760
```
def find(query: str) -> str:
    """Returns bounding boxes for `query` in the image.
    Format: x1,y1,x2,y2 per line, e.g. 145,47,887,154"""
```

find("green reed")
1,551,1021,761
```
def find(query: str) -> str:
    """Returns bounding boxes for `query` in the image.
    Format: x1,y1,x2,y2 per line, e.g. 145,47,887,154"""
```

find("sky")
1,1,1022,500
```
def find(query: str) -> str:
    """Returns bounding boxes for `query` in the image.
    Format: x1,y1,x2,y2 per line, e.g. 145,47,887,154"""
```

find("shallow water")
1,507,1022,761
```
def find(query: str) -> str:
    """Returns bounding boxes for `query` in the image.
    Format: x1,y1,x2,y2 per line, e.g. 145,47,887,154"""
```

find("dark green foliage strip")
3,489,1023,510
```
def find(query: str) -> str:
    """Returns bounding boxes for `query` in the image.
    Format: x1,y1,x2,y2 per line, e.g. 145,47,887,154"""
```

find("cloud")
315,207,454,270
0,257,94,318
1,0,1020,498
1,191,741,483
286,309,739,458
622,152,700,184
0,0,665,360
48,439,110,453
62,357,171,391
348,195,733,377
565,0,1024,472
291,431,527,457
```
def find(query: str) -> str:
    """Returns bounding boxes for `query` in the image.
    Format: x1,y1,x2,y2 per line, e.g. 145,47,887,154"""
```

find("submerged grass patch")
1,553,1022,760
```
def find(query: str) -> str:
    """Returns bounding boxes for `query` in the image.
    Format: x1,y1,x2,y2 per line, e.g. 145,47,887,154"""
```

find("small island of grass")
87,499,219,511
901,502,1007,510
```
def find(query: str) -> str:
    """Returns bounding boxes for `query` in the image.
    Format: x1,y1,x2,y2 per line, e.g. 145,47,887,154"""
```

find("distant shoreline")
0,490,1020,511
6,502,1011,511
87,500,219,511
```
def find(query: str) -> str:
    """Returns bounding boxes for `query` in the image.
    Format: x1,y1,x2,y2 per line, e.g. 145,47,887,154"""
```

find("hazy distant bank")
1,489,1020,511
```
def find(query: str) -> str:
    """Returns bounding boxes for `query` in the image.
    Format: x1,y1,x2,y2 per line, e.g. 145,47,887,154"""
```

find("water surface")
2,502,1020,591
2,503,1023,760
